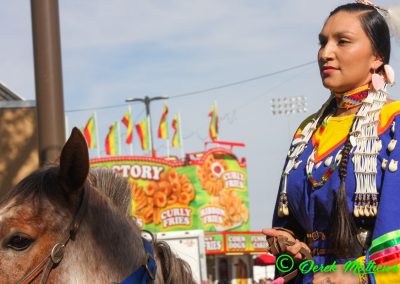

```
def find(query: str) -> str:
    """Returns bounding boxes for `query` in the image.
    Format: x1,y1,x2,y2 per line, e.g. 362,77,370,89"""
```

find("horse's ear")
59,127,89,191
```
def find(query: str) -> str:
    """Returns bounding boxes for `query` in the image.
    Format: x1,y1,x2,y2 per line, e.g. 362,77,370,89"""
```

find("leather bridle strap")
17,186,89,284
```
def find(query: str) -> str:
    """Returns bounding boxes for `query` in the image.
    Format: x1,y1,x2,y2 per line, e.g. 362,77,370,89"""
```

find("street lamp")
270,96,308,141
270,96,307,115
125,96,168,157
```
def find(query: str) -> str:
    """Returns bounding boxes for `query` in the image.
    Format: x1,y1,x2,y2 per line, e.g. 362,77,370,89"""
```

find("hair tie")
356,0,400,43
355,0,387,12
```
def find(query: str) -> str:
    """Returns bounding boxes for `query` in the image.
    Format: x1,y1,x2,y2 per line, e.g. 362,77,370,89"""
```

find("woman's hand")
262,228,311,261
312,264,359,284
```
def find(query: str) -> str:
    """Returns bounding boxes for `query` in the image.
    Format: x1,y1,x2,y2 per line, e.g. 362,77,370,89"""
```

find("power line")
180,66,314,145
66,103,131,113
66,101,147,113
65,60,316,113
168,60,316,99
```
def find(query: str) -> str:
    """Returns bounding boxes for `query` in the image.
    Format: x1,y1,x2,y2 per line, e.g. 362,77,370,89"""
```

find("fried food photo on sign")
197,154,228,196
131,168,195,224
218,189,249,227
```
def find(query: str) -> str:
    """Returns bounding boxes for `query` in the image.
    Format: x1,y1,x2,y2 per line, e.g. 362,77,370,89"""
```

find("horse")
0,128,196,283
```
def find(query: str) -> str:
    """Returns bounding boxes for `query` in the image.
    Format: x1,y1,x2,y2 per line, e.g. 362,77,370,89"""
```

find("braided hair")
313,97,358,258
332,138,358,258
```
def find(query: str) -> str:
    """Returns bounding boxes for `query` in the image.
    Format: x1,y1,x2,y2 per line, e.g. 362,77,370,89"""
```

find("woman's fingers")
262,228,295,242
298,242,312,260
286,240,303,260
262,228,281,237
262,228,311,260
286,240,311,260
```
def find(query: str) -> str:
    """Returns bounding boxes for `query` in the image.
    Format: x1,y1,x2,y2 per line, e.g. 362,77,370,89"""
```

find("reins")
16,185,89,284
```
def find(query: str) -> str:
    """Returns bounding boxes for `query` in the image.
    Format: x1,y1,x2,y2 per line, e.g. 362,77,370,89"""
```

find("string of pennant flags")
82,102,219,157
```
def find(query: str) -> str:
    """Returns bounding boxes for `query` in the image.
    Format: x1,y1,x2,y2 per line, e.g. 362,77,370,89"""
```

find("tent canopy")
253,253,276,266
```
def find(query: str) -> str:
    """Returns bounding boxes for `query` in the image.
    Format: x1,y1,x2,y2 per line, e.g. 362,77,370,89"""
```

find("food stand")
90,144,270,283
204,231,270,283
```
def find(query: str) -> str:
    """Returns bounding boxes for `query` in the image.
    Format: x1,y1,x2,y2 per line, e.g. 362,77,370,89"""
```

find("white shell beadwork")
354,206,360,218
324,156,333,167
376,140,382,152
294,160,302,169
388,139,397,152
351,86,387,218
382,159,388,170
276,83,390,219
389,160,398,172
350,135,357,147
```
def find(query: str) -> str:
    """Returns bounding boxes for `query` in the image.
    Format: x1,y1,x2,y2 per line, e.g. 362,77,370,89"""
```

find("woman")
263,2,399,284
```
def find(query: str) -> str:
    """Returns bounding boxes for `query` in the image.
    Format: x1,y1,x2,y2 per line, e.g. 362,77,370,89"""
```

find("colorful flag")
83,114,97,149
157,103,169,139
105,122,120,156
135,119,150,151
172,114,181,148
121,111,133,144
209,103,219,141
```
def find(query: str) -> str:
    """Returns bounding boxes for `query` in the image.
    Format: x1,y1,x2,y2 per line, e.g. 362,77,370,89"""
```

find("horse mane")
1,166,130,217
2,165,196,284
154,241,196,284
91,168,196,284
89,167,132,216
0,165,71,214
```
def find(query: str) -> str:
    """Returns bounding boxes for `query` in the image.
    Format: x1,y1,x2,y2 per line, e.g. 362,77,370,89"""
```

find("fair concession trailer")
156,230,207,284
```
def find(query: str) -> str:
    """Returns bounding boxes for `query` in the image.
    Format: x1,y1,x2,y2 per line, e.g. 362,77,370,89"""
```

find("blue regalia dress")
272,98,400,283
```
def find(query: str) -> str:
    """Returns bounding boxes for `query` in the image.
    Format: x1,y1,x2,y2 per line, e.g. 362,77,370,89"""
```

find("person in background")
263,1,400,283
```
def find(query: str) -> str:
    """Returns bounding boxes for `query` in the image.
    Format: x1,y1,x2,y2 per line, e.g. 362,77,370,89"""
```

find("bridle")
16,183,157,284
119,237,157,284
17,185,89,284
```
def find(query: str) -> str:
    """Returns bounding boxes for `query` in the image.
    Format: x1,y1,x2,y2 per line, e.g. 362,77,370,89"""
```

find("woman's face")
318,11,383,93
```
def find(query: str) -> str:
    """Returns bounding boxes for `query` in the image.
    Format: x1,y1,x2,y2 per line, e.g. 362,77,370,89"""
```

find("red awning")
253,253,276,266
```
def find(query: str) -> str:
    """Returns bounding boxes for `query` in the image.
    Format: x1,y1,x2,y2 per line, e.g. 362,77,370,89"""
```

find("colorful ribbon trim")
371,230,400,248
371,251,400,266
370,237,400,255
370,244,400,261
369,230,400,265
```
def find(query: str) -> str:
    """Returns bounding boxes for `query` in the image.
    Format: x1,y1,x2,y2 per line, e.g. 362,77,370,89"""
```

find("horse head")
0,128,90,282
0,128,195,283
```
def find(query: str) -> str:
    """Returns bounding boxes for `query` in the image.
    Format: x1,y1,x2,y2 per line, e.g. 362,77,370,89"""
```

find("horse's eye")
6,235,34,251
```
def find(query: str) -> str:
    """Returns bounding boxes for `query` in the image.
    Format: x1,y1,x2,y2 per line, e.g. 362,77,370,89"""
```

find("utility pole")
31,0,65,165
125,96,168,157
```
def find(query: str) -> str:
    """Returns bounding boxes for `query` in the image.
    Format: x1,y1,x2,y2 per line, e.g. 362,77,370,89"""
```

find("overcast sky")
1,0,399,230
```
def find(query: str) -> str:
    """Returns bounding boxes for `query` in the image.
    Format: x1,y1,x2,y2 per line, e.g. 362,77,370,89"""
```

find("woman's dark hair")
329,3,391,72
332,137,358,258
326,3,391,258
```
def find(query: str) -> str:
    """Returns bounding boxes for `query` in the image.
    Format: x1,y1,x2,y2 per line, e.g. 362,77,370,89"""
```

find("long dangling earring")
384,64,396,85
372,68,385,92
